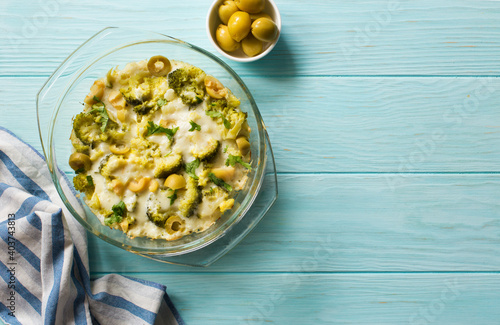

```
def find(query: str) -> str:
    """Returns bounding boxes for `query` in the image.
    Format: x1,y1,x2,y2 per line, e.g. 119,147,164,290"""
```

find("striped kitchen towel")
0,127,184,325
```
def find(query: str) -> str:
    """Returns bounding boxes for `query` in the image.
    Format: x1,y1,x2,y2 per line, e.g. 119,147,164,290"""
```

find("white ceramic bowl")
206,0,281,62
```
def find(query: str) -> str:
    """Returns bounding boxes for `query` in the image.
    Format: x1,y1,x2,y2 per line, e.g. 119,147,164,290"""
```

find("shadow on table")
234,33,298,78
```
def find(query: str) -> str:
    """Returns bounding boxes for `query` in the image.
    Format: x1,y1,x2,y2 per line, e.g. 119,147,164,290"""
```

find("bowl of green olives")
207,0,281,62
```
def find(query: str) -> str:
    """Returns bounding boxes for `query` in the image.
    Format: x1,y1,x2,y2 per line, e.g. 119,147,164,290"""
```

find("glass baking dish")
36,27,278,266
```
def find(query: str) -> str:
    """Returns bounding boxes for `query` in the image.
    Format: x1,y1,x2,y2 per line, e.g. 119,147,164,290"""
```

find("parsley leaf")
75,167,85,174
189,120,201,132
86,175,94,187
206,110,231,129
157,98,168,107
112,201,126,216
104,201,126,225
167,189,178,205
225,154,252,170
208,172,232,192
223,145,228,153
146,121,179,140
89,96,109,132
185,159,200,180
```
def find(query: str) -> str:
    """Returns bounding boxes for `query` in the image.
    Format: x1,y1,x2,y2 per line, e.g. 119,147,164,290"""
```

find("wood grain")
2,77,500,172
1,1,500,77
92,272,500,325
88,174,500,273
2,0,500,323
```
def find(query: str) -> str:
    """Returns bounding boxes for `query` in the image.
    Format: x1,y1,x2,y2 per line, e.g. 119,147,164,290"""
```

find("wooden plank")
91,272,500,324
88,174,500,273
1,1,500,76
4,76,500,172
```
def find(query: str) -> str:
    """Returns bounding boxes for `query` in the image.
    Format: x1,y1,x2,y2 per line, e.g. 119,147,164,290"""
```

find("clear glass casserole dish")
36,27,278,266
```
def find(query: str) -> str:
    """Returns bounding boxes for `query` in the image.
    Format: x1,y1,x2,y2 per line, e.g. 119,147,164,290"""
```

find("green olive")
147,55,172,77
251,17,278,42
234,0,265,13
69,152,92,171
249,12,272,21
241,34,263,57
218,0,239,25
228,11,251,42
216,24,241,52
165,216,185,234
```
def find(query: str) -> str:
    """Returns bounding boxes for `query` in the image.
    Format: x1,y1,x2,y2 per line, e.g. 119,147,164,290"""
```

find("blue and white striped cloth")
0,127,184,325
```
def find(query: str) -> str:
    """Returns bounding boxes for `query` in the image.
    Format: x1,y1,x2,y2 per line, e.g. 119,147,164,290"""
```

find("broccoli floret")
73,110,124,145
105,121,126,141
192,138,220,162
206,98,247,139
146,76,168,96
120,86,148,106
73,174,95,196
203,186,229,201
198,187,235,218
146,192,165,226
208,98,228,111
134,101,157,115
121,83,159,115
73,112,102,145
153,153,183,178
147,211,169,227
100,155,127,178
70,130,90,154
167,67,206,106
145,190,174,227
179,177,201,217
130,136,159,151
197,168,211,187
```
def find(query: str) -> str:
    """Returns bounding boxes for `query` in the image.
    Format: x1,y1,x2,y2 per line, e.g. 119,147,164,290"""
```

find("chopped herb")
225,154,252,170
167,189,178,205
112,200,126,216
206,110,231,129
75,167,85,174
157,98,168,107
185,158,200,180
89,96,109,132
208,172,232,192
86,175,94,186
104,200,126,225
188,120,201,132
146,121,179,140
223,145,228,153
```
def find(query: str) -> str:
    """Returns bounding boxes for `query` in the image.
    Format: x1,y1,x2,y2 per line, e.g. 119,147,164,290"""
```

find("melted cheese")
75,59,251,240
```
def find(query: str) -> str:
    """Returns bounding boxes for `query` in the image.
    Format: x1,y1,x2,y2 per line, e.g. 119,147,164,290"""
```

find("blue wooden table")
2,0,500,323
